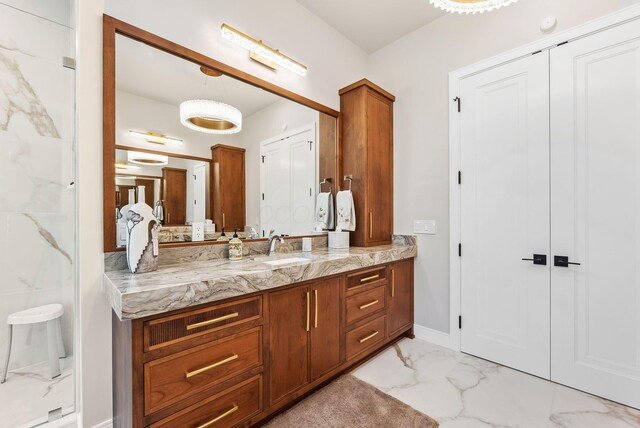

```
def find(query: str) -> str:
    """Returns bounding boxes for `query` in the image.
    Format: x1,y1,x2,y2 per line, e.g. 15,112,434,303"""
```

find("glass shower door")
0,0,76,425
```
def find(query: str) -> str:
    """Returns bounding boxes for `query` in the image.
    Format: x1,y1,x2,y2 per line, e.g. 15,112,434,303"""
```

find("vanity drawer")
345,285,386,325
143,296,262,351
345,266,387,296
144,328,262,415
149,375,262,428
346,315,386,361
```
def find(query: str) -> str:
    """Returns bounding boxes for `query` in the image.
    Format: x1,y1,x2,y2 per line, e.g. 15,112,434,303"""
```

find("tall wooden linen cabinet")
340,79,395,247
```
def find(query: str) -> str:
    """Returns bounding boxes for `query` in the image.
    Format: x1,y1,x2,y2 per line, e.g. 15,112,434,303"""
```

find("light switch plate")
413,220,436,235
192,222,205,242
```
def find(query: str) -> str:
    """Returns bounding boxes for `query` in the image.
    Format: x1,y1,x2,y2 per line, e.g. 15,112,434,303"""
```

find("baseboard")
91,420,113,428
413,324,455,350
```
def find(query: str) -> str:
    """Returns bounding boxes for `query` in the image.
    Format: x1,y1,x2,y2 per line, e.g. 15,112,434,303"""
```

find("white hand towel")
336,190,356,232
314,192,334,231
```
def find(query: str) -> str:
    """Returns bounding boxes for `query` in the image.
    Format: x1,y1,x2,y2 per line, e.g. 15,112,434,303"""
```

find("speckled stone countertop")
104,237,416,320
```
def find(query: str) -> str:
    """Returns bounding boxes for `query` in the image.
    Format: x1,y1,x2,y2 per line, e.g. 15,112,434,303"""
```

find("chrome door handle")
522,254,547,266
554,255,581,267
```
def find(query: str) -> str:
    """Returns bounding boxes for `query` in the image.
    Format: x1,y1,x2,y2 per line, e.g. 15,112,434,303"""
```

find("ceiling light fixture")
129,130,183,145
127,151,169,166
221,23,308,76
179,66,243,134
429,0,519,14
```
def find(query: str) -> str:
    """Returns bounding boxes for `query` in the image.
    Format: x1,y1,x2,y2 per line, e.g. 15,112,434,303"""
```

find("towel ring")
320,177,333,194
343,175,353,192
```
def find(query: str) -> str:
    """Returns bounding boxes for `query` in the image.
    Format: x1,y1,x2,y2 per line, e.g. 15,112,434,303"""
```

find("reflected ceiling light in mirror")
221,23,308,76
115,161,139,171
129,130,183,145
180,66,242,134
429,0,519,14
127,151,169,166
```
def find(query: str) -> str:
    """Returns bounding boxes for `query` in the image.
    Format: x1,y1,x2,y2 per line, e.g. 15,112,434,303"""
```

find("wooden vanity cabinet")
113,260,413,428
211,144,246,232
268,277,342,405
340,79,395,247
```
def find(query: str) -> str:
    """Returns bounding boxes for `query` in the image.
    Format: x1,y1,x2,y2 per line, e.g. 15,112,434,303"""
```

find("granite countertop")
104,241,416,320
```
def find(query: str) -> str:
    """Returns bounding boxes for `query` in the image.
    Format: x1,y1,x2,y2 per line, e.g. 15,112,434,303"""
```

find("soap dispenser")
217,228,230,242
229,229,243,261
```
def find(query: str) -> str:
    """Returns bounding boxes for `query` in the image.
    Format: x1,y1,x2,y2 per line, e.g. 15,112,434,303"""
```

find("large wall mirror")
103,16,340,252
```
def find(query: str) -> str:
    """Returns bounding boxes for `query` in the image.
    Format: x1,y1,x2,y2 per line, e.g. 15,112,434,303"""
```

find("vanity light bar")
220,23,308,76
129,130,183,145
115,161,139,171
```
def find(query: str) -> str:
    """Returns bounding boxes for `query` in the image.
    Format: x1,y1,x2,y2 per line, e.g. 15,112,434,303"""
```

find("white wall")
367,0,640,334
76,0,113,426
240,99,319,230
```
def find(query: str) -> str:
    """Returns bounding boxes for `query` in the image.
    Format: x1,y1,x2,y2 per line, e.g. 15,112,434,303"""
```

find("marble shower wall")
0,2,75,371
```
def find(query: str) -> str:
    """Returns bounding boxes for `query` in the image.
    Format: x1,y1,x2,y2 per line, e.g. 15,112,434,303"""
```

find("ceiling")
115,34,283,117
296,0,445,53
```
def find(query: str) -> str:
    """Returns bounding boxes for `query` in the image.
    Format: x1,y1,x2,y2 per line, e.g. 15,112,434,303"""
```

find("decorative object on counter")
204,219,216,234
336,179,356,232
152,200,164,224
126,186,159,274
328,231,350,249
229,229,243,261
117,188,136,247
314,190,334,231
429,0,519,14
247,226,260,239
302,237,313,252
217,228,230,241
191,222,204,242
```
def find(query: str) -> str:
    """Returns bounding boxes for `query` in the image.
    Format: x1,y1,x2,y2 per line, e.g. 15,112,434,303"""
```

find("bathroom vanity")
102,14,407,427
106,239,415,427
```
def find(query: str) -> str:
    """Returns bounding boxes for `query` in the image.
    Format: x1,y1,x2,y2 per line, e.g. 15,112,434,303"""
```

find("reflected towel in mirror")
315,192,334,231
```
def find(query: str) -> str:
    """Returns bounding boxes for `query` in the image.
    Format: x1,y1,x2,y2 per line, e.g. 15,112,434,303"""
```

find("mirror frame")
103,15,341,253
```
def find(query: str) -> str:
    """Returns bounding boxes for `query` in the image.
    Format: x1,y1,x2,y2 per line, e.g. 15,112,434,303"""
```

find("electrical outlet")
192,222,205,242
413,220,436,235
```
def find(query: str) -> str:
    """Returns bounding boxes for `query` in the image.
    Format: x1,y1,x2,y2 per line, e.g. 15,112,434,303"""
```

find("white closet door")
289,130,316,236
460,52,551,378
261,140,291,236
550,19,640,409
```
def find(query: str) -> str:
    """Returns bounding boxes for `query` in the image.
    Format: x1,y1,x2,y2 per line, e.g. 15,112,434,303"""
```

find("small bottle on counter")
217,228,230,242
229,229,243,261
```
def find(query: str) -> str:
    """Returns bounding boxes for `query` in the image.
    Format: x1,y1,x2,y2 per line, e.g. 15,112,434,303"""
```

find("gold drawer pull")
359,300,379,310
369,212,373,239
314,289,318,329
359,331,379,343
197,404,238,428
391,269,395,298
186,312,239,330
186,354,239,378
359,274,380,283
306,291,310,332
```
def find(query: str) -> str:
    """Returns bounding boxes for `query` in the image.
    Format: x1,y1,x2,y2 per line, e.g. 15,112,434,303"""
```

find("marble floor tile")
0,356,74,428
352,338,640,428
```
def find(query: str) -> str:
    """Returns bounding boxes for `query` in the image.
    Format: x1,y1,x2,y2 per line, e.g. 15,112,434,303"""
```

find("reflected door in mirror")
162,167,187,225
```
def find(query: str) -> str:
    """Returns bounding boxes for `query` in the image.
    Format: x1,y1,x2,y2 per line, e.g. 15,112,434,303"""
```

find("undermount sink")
261,257,310,266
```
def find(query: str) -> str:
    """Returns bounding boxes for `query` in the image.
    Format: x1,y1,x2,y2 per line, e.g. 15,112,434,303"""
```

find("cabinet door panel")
366,91,393,244
388,259,413,336
269,286,309,404
310,278,342,380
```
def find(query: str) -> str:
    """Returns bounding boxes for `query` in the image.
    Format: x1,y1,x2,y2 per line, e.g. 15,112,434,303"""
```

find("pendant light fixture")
429,0,519,14
127,151,169,166
180,66,243,134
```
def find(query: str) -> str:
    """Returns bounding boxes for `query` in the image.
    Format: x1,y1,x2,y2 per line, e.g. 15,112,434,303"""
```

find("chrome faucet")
267,230,285,256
